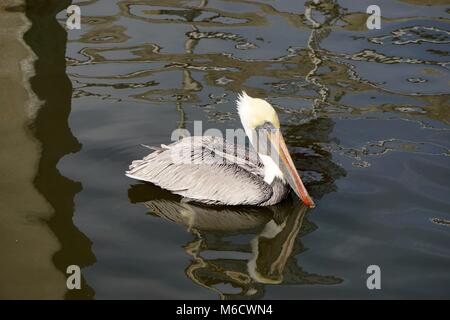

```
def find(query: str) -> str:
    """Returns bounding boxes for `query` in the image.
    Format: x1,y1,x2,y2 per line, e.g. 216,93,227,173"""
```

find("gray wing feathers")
126,136,271,206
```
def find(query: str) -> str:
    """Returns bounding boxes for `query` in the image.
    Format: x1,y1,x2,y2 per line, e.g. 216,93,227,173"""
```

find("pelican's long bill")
266,130,316,208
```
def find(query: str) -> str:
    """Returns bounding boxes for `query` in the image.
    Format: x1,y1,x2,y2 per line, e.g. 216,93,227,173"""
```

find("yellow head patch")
237,92,280,129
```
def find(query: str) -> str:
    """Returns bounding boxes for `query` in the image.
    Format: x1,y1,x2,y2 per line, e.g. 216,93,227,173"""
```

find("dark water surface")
25,0,450,299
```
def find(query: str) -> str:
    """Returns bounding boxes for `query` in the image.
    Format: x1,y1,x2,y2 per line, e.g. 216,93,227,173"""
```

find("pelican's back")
126,136,275,206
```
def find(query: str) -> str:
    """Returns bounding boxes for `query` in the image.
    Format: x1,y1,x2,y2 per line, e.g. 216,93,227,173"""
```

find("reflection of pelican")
248,205,308,284
145,200,272,234
126,92,315,207
145,198,307,283
132,191,342,299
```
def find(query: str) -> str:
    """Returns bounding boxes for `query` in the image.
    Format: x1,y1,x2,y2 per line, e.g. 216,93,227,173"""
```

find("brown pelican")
126,92,315,208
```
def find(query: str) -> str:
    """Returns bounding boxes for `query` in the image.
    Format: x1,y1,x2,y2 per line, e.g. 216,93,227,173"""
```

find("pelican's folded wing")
126,136,271,206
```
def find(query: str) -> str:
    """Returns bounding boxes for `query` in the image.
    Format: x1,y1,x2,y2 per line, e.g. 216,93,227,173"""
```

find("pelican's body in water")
126,92,315,208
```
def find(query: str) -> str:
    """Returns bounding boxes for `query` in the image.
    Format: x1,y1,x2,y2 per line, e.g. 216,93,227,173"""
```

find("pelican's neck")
259,154,284,184
244,125,284,185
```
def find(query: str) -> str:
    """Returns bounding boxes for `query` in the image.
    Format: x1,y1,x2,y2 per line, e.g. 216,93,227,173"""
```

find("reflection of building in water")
280,0,346,201
0,0,66,299
284,117,346,200
72,0,448,128
128,184,342,300
24,0,96,299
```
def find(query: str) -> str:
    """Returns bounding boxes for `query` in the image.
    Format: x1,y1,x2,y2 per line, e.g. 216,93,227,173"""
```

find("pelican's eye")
254,121,278,155
255,121,277,133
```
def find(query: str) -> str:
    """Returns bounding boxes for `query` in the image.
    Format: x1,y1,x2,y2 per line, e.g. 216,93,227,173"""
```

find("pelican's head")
237,91,315,208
